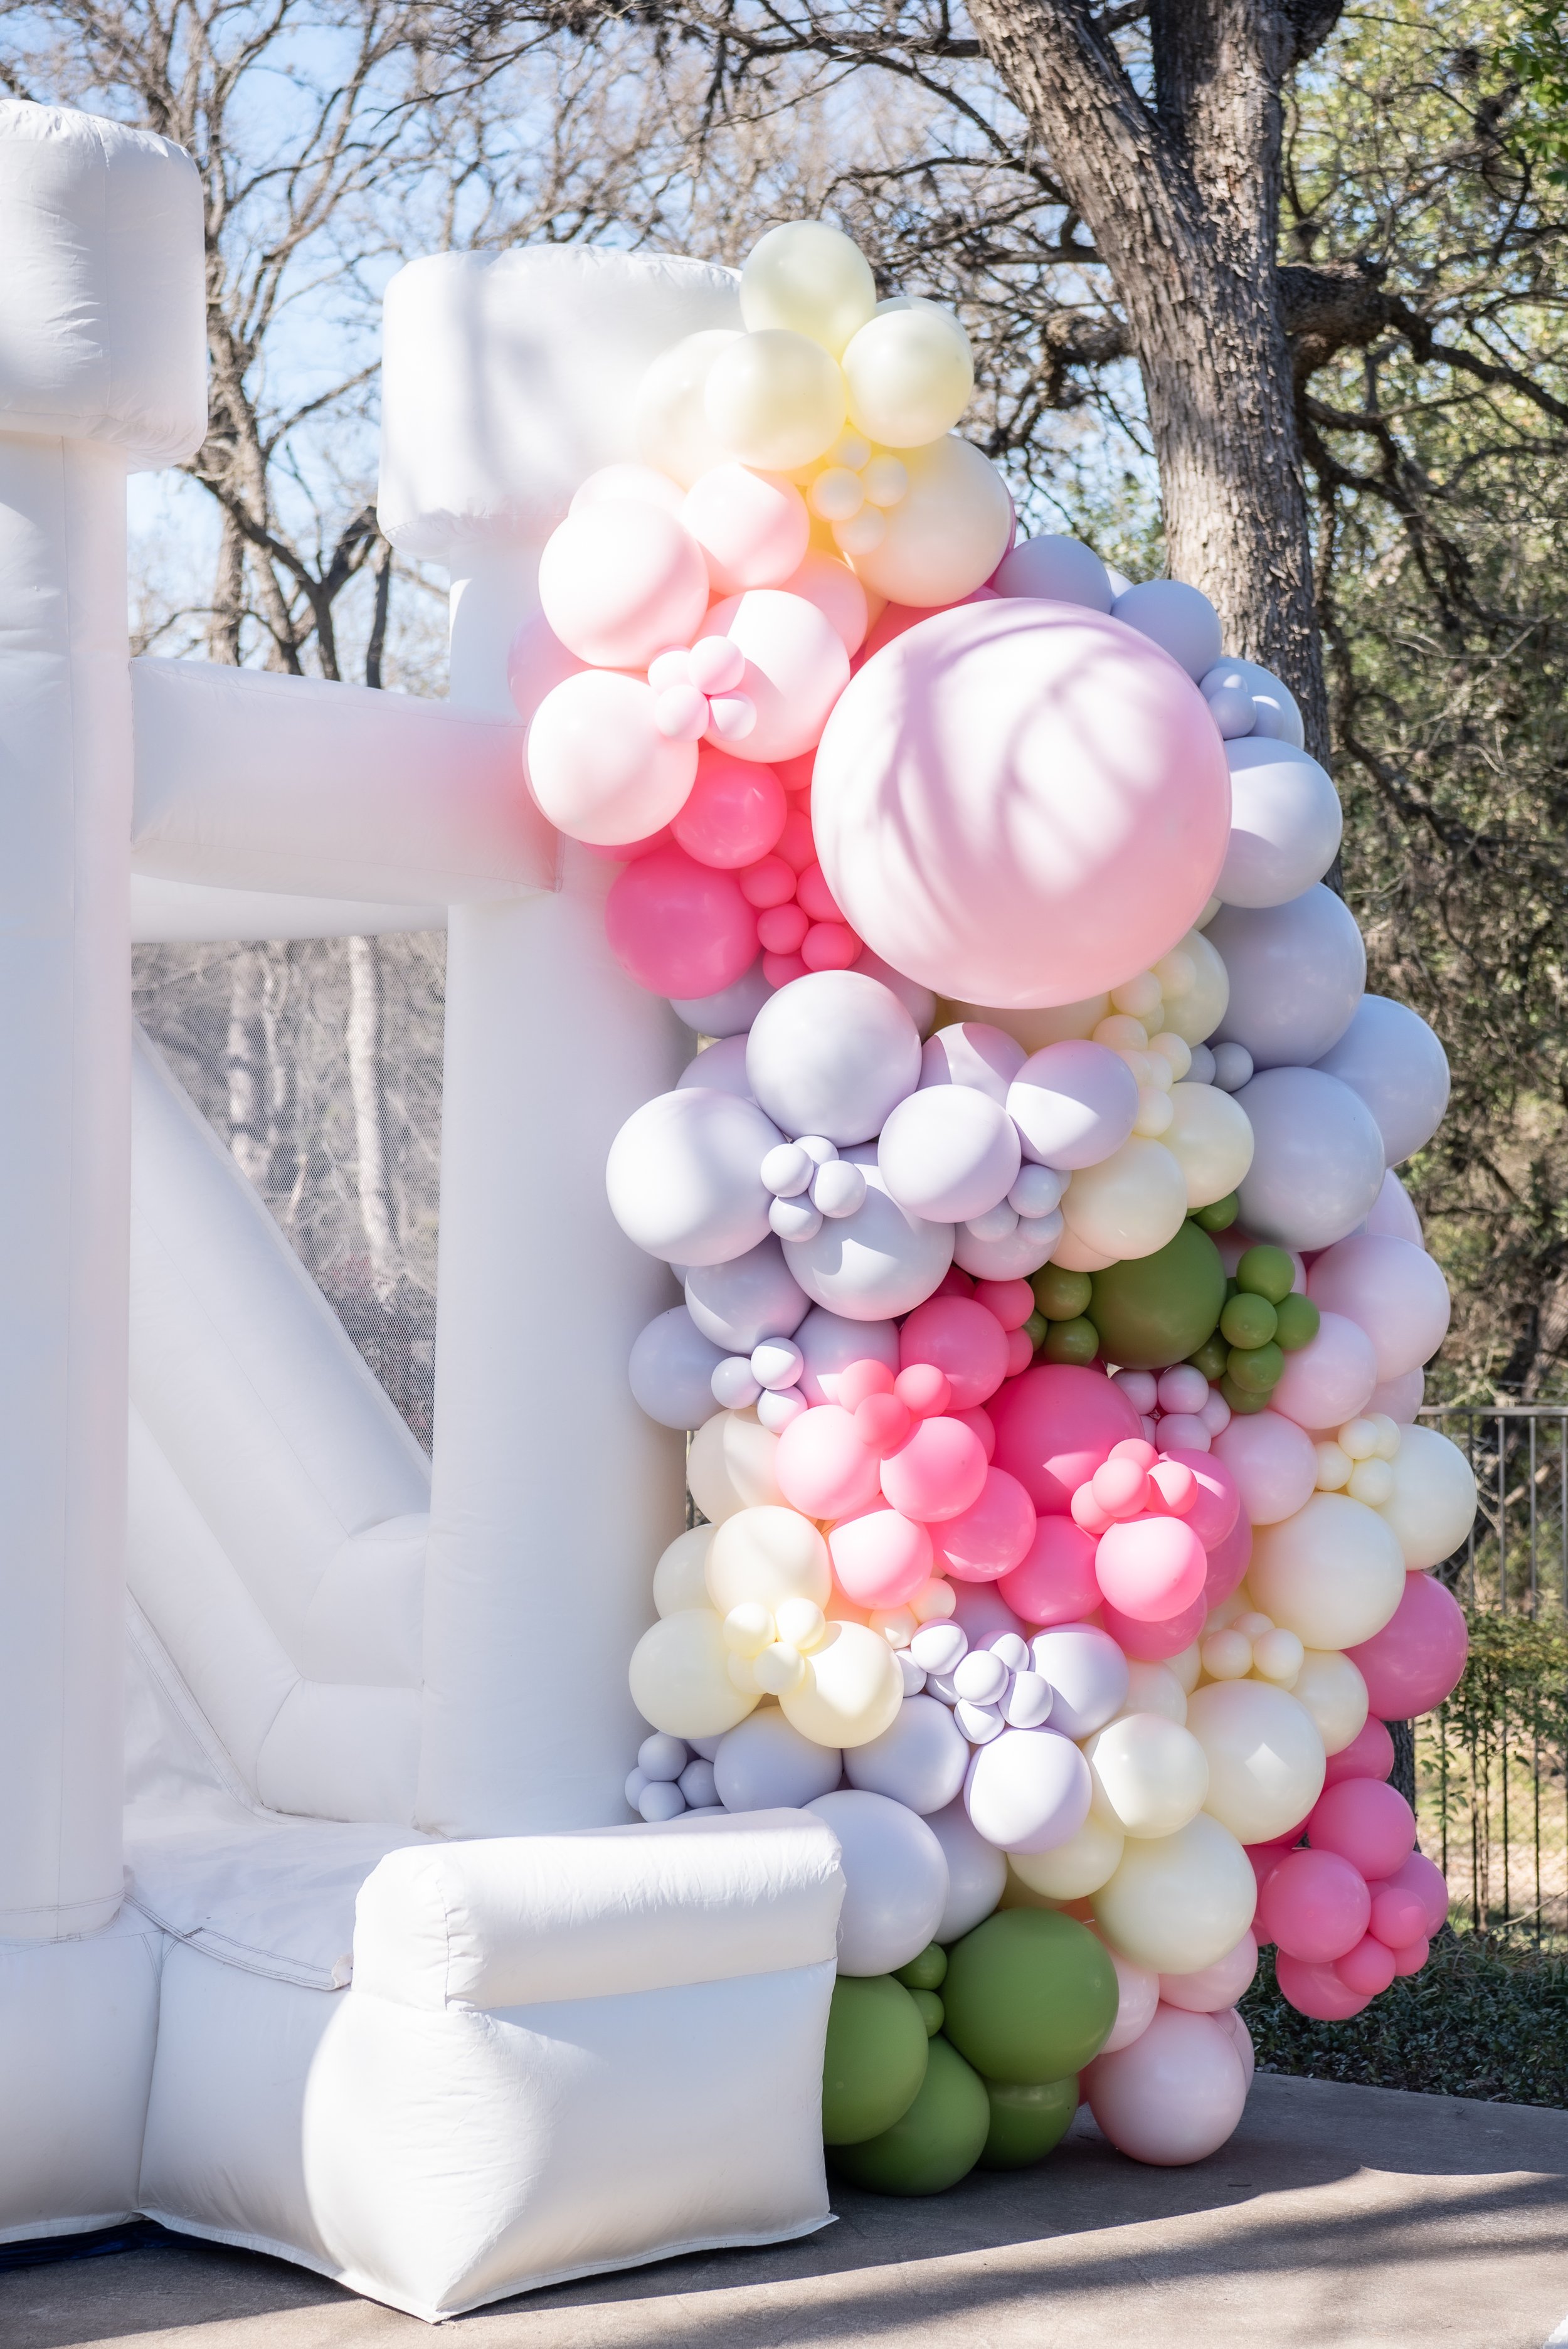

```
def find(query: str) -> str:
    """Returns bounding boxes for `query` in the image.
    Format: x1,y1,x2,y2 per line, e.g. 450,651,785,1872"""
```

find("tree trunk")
226,948,270,1187
346,935,399,1300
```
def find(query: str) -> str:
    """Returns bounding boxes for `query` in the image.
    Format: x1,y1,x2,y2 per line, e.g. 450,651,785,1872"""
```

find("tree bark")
346,934,400,1300
226,948,270,1188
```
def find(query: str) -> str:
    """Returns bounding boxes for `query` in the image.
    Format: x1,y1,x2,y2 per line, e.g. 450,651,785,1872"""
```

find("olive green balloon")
909,1988,945,2037
941,1909,1118,2085
1042,1316,1099,1365
822,1975,930,2145
1193,1192,1239,1232
829,2036,991,2195
1228,1338,1283,1392
1274,1291,1320,1352
1236,1243,1295,1303
1087,1222,1226,1372
979,2076,1080,2171
1221,1373,1269,1414
1032,1263,1092,1321
1221,1291,1276,1349
1188,1333,1229,1383
896,1943,948,1991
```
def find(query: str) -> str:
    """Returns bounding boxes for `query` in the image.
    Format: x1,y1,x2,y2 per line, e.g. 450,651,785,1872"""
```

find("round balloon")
1371,1424,1476,1568
1234,1067,1385,1253
1057,1137,1189,1262
1086,1222,1226,1371
1084,1714,1210,1839
1209,887,1365,1071
844,435,1013,609
1092,1813,1257,1975
1007,1041,1139,1170
1085,2004,1249,2164
629,1306,726,1429
1346,1570,1468,1717
607,1087,781,1266
784,1620,905,1747
747,971,922,1144
1184,1682,1326,1845
1306,1235,1451,1382
1007,1812,1126,1899
606,847,758,999
1217,740,1342,909
1027,1623,1130,1739
942,1909,1118,2082
992,533,1113,612
704,588,850,763
1248,1492,1408,1649
783,1150,955,1320
1289,1648,1371,1756
829,2033,991,2193
924,1796,1010,1939
685,1236,808,1353
1268,1309,1380,1431
964,1727,1094,1854
821,1973,930,2145
629,1608,758,1739
878,1083,1021,1222
808,1789,951,1973
1210,1410,1318,1526
686,1407,783,1522
1162,1082,1256,1211
1110,580,1222,681
714,1708,842,1809
1311,994,1449,1167
845,1693,972,1814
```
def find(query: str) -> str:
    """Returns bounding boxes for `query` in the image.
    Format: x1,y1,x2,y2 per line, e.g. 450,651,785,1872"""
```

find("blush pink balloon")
1094,1516,1208,1622
1334,1933,1397,2000
1307,1234,1451,1382
1268,1309,1380,1431
899,1296,1010,1409
1101,1587,1209,1661
1202,1513,1254,1611
1158,1448,1240,1549
1085,2005,1249,2166
1274,1951,1370,2022
931,1468,1037,1582
671,748,787,869
1323,1717,1396,1787
509,610,585,729
812,600,1232,1009
880,1416,988,1522
1159,1931,1259,2014
780,552,869,656
990,1365,1143,1514
1345,1571,1468,1719
538,498,709,668
998,1515,1100,1625
605,846,758,997
775,1403,884,1519
681,464,810,593
1385,1850,1449,1938
828,1502,935,1608
1367,1883,1427,1950
1307,1778,1417,1882
528,671,699,847
703,590,850,764
1091,1456,1150,1520
1257,1848,1371,1963
1210,1410,1318,1527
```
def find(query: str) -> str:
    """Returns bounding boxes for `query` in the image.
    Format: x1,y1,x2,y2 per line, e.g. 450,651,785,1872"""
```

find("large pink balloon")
1257,1848,1370,1963
812,601,1231,1009
605,846,757,996
1268,1309,1379,1431
1210,1411,1317,1526
1085,2005,1249,2165
990,1364,1142,1514
1346,1571,1468,1718
1306,1235,1451,1382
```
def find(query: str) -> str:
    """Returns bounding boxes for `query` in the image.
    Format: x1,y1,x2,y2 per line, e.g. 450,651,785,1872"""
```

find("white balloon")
1375,1422,1478,1567
1366,1167,1423,1244
845,433,1013,608
607,1087,783,1266
678,1033,755,1100
1200,657,1305,749
1209,886,1365,1070
1312,994,1450,1167
1248,1492,1407,1648
746,970,922,1145
1268,1309,1379,1431
739,221,877,354
992,534,1114,613
1122,1660,1189,1724
1007,1040,1139,1170
714,1707,842,1810
1007,1813,1125,1899
964,1726,1094,1853
1086,1714,1210,1840
653,1525,714,1618
1290,1649,1370,1756
919,1020,1027,1104
1091,1813,1258,1975
630,1609,758,1740
1308,1233,1451,1382
686,1407,783,1523
1098,1946,1160,2052
793,1304,901,1404
1235,1066,1385,1252
1218,739,1343,909
783,1148,953,1319
1185,1682,1325,1844
924,1796,1009,1939
707,1505,832,1615
845,1693,972,1813
953,1214,1063,1281
783,1620,906,1749
807,1788,950,1974
684,1236,810,1353
636,329,744,486
1110,580,1222,681
671,960,775,1041
629,1305,726,1429
1087,2005,1249,2164
878,1083,1020,1222
1162,1081,1256,1209
1029,1624,1130,1739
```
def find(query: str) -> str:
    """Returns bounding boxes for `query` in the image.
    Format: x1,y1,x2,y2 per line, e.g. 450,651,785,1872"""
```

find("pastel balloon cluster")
1254,1766,1450,2016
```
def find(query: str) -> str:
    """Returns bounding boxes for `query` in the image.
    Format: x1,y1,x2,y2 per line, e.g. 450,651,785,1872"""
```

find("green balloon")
895,1943,948,1991
1221,1291,1277,1349
1188,1332,1229,1382
1193,1192,1239,1231
1236,1243,1295,1303
1274,1291,1320,1352
1042,1316,1099,1365
1022,1308,1049,1352
1032,1264,1092,1321
1228,1338,1283,1392
909,1988,945,2037
941,1909,1118,2084
1220,1372,1269,1414
979,2076,1080,2170
829,2036,991,2195
1087,1222,1226,1371
822,1975,930,2145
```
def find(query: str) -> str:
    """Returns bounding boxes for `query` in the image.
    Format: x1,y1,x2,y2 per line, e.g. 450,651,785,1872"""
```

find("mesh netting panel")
132,933,445,1450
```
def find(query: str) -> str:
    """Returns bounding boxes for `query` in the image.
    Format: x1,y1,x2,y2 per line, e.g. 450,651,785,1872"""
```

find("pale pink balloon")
1100,1948,1160,2054
527,671,699,846
1160,1931,1259,2014
991,1365,1143,1514
1335,1933,1396,1999
1202,1512,1253,1609
1210,1410,1318,1527
703,590,850,763
1274,1951,1369,2021
569,462,685,516
781,551,870,655
880,1416,988,1522
509,611,585,736
1390,1934,1429,1977
1094,1515,1207,1621
1099,1586,1209,1660
829,1502,934,1608
1345,1571,1468,1719
1158,1448,1239,1549
1086,2005,1249,2165
1268,1308,1379,1431
998,1515,1099,1625
931,1468,1037,1581
899,1296,1010,1410
681,464,810,594
775,1403,884,1519
1306,1234,1451,1382
1307,1778,1416,1882
1257,1848,1370,1963
1369,1367,1424,1423
538,499,709,669
812,601,1232,1009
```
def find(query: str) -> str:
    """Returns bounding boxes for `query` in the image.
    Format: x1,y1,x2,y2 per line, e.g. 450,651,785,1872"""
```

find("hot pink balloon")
1391,1934,1429,1976
1306,1778,1416,1882
1210,1410,1317,1526
1275,1951,1369,2022
775,1404,884,1519
1385,1849,1449,1939
955,1404,996,1461
1268,1309,1379,1432
1307,1234,1451,1382
671,748,787,869
1334,1933,1396,2000
1367,1883,1426,1951
899,1296,1010,1409
1202,1512,1253,1610
1257,1847,1370,1963
880,1416,988,1522
1346,1571,1468,1719
931,1468,1037,1581
605,846,757,997
1085,2005,1249,2166
1099,1585,1210,1661
975,1277,1037,1331
812,600,1232,1009
990,1365,1143,1514
1323,1716,1396,1787
828,1502,934,1609
1158,1447,1240,1549
1094,1515,1207,1622
998,1515,1099,1625
703,589,850,764
1244,1837,1299,1898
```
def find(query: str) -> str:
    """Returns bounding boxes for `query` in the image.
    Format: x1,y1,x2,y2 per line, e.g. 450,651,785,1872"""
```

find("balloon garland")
510,220,1476,2185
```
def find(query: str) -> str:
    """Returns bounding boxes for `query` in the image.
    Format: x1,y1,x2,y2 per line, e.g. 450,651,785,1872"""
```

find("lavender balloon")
964,1726,1093,1853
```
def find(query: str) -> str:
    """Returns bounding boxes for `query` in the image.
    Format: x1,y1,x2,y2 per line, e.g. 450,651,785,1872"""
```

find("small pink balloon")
1268,1309,1380,1431
681,464,810,594
829,1502,935,1609
1202,1512,1253,1609
1307,1778,1416,1882
1369,1366,1425,1423
703,589,850,764
780,551,869,655
1385,1849,1449,1939
1091,1456,1150,1520
538,498,709,669
1323,1717,1396,1787
1274,1951,1370,2022
1085,2005,1249,2166
1334,1932,1397,2000
1157,1448,1240,1550
975,1278,1037,1331
880,1415,988,1522
1257,1847,1371,1963
1391,1934,1429,1976
838,1360,896,1410
605,846,757,997
931,1468,1037,1582
991,1365,1143,1514
999,1515,1100,1625
1094,1515,1208,1622
802,920,862,970
1307,1234,1451,1382
775,1403,884,1519
671,748,787,869
1099,1584,1209,1661
1210,1410,1318,1527
1160,1932,1259,2014
894,1363,951,1419
1345,1571,1468,1719
1147,1458,1197,1517
528,671,699,847
1368,1883,1427,1950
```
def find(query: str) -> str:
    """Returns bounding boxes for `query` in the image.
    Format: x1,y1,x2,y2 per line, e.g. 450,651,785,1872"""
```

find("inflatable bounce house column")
377,253,743,1836
0,105,204,1939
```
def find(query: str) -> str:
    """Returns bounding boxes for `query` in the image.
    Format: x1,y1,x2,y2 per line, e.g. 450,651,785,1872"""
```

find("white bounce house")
0,100,847,2318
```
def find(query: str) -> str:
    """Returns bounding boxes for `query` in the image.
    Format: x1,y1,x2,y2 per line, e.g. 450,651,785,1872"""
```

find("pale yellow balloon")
629,1608,759,1739
1091,1812,1258,1975
1248,1491,1407,1650
846,435,1012,608
653,1525,714,1617
707,1505,832,1615
842,299,975,448
1290,1648,1370,1755
739,221,877,356
1058,1135,1189,1261
1156,926,1229,1046
1009,1815,1125,1900
1086,1714,1210,1840
1375,1423,1478,1569
780,1618,904,1749
1163,1081,1255,1210
1121,1660,1189,1724
938,994,1110,1051
637,330,744,487
704,328,846,472
686,1408,783,1524
1185,1680,1326,1845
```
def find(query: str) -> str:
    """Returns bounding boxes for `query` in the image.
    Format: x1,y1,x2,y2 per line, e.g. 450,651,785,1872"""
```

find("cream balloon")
782,1618,905,1748
1084,1714,1210,1840
842,300,975,447
1091,1813,1258,1975
704,329,846,471
1057,1135,1189,1261
1248,1492,1407,1650
629,1608,760,1739
687,1408,783,1523
1375,1423,1478,1568
1156,927,1229,1047
1288,1649,1370,1755
1048,1226,1118,1273
653,1525,714,1617
1007,1814,1125,1900
940,994,1111,1053
1185,1681,1326,1845
1163,1082,1255,1210
845,435,1012,608
1121,1660,1189,1724
706,1505,832,1615
637,329,744,487
739,221,877,355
